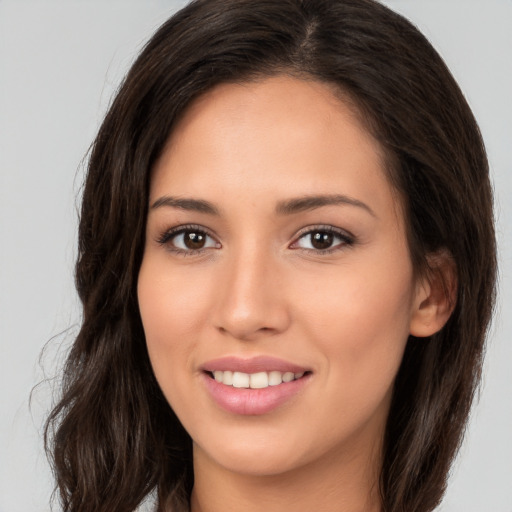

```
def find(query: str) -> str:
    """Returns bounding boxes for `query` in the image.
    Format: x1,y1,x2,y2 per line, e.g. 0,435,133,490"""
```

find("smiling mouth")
207,370,310,389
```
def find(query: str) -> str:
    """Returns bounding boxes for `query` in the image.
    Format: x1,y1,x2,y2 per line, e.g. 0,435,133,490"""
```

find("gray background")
0,1,510,511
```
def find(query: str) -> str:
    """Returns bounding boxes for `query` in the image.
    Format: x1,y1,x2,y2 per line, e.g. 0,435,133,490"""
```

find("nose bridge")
214,239,288,340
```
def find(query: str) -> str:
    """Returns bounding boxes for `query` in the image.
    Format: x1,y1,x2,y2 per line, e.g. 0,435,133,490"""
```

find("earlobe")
409,251,457,338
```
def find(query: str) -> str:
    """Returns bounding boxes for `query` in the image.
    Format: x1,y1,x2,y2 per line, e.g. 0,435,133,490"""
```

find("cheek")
138,255,212,333
295,255,414,388
137,258,212,388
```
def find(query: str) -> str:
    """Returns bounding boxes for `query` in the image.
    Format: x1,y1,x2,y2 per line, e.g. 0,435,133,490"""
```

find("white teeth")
211,370,306,388
232,371,250,388
268,371,283,386
223,370,233,385
282,372,294,383
249,372,269,389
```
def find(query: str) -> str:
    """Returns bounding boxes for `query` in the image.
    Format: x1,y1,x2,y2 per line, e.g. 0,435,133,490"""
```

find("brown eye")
159,226,219,253
183,231,207,249
310,232,334,250
293,227,353,252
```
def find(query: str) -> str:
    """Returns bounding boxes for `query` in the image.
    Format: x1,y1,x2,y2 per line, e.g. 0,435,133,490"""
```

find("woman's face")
138,76,424,478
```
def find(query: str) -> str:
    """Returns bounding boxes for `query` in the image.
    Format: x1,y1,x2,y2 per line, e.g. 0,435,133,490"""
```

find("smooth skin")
137,76,454,512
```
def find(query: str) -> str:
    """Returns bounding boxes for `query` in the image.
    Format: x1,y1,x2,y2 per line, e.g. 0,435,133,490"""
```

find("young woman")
45,1,496,511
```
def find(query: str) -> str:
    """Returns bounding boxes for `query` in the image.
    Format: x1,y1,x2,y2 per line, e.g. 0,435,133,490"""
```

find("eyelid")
155,223,354,255
156,224,221,253
289,225,355,252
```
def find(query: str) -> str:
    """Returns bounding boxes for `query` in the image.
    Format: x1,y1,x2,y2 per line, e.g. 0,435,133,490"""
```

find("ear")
409,250,457,338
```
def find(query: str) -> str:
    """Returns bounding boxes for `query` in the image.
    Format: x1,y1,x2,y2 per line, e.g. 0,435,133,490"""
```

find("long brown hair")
45,1,497,511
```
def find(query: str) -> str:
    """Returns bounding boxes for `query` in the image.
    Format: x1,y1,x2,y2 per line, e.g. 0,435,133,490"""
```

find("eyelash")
156,224,219,256
291,225,355,254
156,224,355,256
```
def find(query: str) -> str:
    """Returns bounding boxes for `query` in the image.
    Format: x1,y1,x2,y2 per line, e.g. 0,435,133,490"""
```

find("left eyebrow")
275,194,376,217
150,196,220,215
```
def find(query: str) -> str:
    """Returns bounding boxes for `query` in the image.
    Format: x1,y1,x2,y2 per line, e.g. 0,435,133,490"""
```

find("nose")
212,247,291,341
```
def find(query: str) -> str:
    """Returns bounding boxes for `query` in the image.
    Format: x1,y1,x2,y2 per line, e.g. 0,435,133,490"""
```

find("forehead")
165,76,382,161
151,76,400,225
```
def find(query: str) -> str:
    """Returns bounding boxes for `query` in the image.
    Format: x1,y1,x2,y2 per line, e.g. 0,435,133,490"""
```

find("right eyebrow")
275,194,376,218
150,196,220,215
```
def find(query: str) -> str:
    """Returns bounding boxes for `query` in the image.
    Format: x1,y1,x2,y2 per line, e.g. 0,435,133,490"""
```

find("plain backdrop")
0,1,511,511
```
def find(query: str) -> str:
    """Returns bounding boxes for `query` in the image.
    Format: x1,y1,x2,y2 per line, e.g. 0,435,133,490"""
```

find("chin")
193,430,309,477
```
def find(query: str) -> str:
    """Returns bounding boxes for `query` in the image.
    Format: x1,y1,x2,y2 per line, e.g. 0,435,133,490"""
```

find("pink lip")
201,355,309,374
200,356,312,416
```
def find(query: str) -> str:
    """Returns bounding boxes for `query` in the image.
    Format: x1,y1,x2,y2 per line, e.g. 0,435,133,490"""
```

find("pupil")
185,232,205,249
311,232,333,250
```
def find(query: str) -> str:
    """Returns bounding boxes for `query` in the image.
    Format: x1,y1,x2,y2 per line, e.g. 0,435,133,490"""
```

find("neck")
190,440,382,512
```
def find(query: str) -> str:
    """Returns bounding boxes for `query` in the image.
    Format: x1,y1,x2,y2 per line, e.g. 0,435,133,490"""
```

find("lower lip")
202,373,311,415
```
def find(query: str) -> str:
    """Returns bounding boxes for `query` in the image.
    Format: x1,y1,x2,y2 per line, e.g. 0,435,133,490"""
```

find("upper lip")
201,356,310,374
